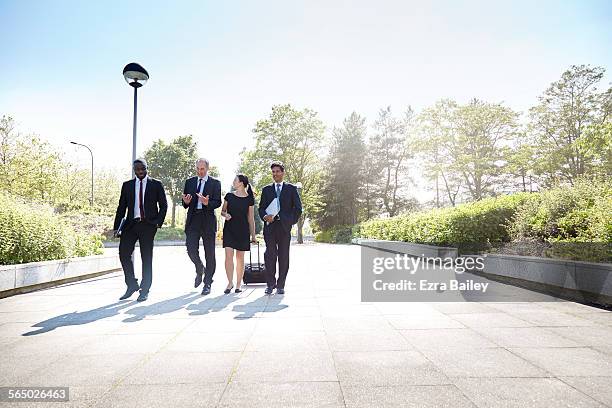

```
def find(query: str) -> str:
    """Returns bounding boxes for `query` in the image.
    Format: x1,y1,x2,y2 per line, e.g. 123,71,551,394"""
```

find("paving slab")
1,244,610,407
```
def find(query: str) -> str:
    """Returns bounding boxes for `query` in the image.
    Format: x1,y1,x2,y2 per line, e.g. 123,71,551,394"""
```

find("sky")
1,0,611,195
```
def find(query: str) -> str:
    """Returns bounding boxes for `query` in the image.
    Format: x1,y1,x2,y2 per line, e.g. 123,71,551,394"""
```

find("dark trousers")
119,221,157,294
263,223,291,289
186,212,216,284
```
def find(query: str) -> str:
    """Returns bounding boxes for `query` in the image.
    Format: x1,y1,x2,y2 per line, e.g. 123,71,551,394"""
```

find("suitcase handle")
249,241,260,267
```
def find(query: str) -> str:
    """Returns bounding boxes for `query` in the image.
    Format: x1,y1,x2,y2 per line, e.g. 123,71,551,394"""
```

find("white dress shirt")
134,176,148,219
196,175,209,209
275,182,284,211
275,182,284,195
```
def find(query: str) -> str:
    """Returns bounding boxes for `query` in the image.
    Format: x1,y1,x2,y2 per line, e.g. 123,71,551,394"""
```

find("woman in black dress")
221,174,257,293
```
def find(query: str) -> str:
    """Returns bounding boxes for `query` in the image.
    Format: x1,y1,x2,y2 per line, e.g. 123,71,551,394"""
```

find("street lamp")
122,62,149,174
70,141,94,207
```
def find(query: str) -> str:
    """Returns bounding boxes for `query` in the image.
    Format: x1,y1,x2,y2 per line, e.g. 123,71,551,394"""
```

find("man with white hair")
182,158,222,295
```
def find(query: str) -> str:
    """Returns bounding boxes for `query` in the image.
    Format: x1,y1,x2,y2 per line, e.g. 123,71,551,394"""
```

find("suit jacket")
182,175,222,234
258,182,302,233
114,177,168,230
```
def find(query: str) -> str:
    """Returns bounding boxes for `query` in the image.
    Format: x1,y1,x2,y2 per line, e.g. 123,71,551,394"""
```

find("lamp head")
123,63,149,88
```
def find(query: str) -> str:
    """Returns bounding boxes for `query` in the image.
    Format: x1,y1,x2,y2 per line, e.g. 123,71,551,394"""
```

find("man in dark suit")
182,158,222,295
258,161,302,294
114,158,168,302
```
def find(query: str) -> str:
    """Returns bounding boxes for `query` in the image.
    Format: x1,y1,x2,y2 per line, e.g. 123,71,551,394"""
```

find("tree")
315,112,367,229
504,137,537,193
0,116,64,204
144,135,198,228
366,107,416,217
576,122,612,177
417,100,462,206
417,99,518,203
529,64,612,185
453,99,518,201
239,104,326,243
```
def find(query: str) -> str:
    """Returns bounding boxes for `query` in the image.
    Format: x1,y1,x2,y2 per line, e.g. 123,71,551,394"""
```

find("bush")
511,178,611,243
0,192,103,265
356,177,611,261
315,225,355,244
358,193,532,253
509,178,611,262
153,226,185,241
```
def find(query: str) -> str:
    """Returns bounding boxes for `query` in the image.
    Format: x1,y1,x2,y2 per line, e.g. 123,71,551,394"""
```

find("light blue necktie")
275,183,281,211
197,178,204,209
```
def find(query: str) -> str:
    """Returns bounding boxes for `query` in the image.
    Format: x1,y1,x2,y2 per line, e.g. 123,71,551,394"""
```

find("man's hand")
263,214,275,223
182,193,192,205
196,193,209,206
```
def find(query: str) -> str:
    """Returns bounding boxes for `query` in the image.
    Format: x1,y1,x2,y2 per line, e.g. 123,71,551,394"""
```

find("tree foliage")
528,64,612,185
144,135,198,228
315,112,367,229
239,104,326,242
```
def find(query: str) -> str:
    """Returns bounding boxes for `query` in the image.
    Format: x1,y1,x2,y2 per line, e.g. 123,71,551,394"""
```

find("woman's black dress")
222,192,255,251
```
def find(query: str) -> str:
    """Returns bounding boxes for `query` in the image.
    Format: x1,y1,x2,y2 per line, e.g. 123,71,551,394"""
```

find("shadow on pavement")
186,294,239,316
23,292,203,334
231,294,288,319
22,300,135,336
22,290,293,336
122,292,201,322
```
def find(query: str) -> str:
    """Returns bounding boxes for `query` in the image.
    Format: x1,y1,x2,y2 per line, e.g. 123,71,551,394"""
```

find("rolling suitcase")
243,242,267,284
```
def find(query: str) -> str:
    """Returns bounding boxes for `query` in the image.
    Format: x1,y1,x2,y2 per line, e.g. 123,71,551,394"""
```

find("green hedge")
355,178,611,260
0,192,103,265
357,193,531,252
511,178,611,243
509,178,611,261
315,225,355,244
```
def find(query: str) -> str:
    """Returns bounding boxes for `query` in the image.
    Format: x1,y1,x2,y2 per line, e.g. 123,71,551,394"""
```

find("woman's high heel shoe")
224,285,234,294
234,287,242,293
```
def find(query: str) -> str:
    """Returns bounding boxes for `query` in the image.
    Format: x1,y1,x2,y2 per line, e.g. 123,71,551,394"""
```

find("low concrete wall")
352,238,458,259
466,253,612,306
352,238,612,306
0,254,121,298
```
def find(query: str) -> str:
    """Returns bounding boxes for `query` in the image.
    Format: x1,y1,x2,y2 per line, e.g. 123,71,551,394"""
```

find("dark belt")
134,217,144,222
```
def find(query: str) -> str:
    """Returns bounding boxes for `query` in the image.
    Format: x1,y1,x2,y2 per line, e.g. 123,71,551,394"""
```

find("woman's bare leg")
235,250,245,290
224,247,234,289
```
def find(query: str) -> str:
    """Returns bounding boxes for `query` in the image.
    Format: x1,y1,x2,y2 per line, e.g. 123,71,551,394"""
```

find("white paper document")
266,198,280,216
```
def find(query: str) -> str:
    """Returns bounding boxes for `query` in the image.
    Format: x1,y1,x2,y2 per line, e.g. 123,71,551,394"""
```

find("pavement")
1,243,612,407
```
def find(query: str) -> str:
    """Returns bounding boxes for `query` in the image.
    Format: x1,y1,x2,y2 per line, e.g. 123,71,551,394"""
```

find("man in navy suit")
258,161,302,294
114,158,168,302
182,158,222,295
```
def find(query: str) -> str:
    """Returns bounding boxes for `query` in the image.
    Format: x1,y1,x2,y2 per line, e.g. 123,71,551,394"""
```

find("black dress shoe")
264,287,274,295
194,273,203,288
235,288,242,293
223,285,234,294
202,284,211,296
119,286,139,300
276,288,285,295
136,291,148,302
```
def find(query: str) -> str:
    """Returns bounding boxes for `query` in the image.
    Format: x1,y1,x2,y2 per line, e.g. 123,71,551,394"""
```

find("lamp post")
70,141,94,207
122,63,149,174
